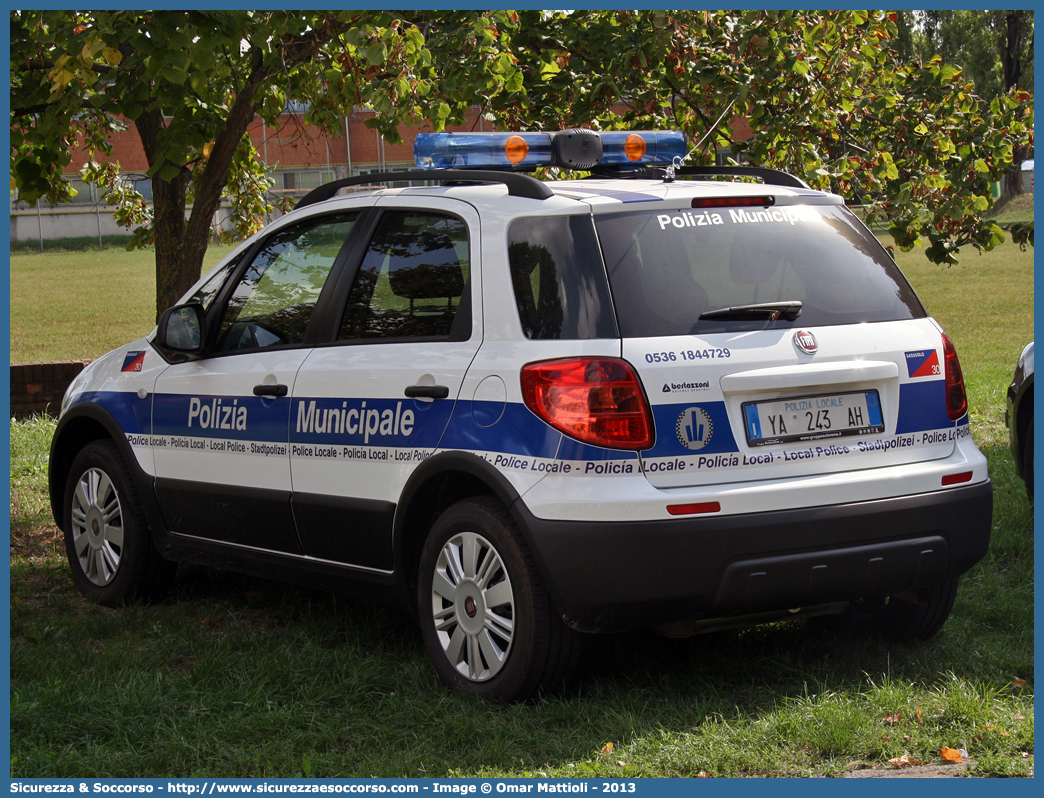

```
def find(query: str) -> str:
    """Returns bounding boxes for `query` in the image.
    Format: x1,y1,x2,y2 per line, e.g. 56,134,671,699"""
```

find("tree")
490,10,1032,263
912,10,1034,196
11,10,521,318
918,10,1034,101
996,10,1034,197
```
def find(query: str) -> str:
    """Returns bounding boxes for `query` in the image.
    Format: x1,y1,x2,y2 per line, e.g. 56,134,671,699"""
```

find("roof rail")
294,169,553,209
589,164,810,189
673,165,810,189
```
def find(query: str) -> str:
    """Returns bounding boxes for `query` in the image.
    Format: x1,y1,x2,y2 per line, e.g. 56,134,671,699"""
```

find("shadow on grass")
11,439,1032,778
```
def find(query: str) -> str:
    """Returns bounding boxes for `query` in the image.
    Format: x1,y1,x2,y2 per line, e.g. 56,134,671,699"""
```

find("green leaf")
505,69,523,93
405,27,425,52
363,43,386,66
540,60,561,78
159,165,180,181
189,72,208,95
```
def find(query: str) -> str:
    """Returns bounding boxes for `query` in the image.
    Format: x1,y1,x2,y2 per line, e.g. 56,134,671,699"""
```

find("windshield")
594,204,925,337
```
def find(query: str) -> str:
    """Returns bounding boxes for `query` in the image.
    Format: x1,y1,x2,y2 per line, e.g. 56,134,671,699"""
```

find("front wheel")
418,497,580,701
63,440,177,606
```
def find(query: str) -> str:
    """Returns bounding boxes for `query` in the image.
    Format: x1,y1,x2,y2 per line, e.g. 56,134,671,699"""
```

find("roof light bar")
415,132,553,170
598,131,686,167
414,130,688,172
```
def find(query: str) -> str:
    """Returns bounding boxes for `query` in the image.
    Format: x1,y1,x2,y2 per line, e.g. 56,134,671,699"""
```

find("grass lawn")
987,193,1034,225
9,235,1034,778
9,245,235,363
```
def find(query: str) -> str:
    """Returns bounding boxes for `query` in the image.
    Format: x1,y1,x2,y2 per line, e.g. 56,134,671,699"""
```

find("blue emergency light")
413,129,688,171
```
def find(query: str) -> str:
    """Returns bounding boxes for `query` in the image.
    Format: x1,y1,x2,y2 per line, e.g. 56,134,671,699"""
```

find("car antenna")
665,93,738,183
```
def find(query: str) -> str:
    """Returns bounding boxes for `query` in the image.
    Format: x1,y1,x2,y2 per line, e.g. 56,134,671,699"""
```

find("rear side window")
339,211,470,341
508,215,618,340
594,204,925,338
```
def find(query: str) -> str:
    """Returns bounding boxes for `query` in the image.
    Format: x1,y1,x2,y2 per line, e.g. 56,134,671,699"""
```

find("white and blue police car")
50,129,992,701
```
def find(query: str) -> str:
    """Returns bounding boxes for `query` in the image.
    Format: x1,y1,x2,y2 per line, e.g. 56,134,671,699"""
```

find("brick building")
58,104,498,205
11,105,754,246
57,102,755,202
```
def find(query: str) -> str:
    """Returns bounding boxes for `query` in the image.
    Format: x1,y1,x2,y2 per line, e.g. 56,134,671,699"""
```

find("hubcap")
69,467,124,586
430,531,514,681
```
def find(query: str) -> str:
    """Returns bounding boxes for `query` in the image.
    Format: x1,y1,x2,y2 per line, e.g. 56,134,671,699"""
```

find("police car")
1006,341,1034,503
50,129,992,701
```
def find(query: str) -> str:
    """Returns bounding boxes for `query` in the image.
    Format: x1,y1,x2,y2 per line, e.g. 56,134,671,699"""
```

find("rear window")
594,204,925,338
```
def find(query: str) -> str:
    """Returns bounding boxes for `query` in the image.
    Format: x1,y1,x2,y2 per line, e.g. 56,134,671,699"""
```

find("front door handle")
253,384,288,397
405,384,449,399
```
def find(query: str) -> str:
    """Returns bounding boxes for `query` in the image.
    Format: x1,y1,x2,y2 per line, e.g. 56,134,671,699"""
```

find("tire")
417,497,580,702
1023,416,1033,505
843,577,960,642
63,440,177,606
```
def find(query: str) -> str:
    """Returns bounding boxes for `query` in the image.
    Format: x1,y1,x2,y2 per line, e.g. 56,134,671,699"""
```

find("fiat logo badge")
794,330,818,354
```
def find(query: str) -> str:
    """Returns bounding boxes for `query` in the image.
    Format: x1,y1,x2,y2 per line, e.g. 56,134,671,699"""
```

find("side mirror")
155,304,206,359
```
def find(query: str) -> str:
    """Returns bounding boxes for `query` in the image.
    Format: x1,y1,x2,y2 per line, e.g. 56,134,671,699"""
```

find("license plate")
742,390,884,447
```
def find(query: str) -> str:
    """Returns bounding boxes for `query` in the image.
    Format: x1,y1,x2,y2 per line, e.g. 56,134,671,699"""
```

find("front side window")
339,211,470,341
185,255,241,311
215,213,359,352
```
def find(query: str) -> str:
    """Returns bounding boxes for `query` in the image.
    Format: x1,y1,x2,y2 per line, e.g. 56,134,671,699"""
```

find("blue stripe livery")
646,401,739,456
70,391,150,435
439,401,561,458
894,381,958,433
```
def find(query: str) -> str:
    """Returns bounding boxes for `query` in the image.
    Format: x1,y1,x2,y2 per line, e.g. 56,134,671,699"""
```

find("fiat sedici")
50,129,992,701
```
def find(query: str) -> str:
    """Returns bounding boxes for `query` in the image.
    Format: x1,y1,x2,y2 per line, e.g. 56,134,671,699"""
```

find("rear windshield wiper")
698,301,803,322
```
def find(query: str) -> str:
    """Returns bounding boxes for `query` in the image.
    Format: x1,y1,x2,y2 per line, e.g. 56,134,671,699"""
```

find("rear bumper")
513,480,992,633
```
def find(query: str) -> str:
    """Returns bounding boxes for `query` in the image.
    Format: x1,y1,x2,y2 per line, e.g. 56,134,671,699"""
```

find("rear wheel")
843,577,960,642
1023,416,1033,505
418,497,580,701
63,440,177,606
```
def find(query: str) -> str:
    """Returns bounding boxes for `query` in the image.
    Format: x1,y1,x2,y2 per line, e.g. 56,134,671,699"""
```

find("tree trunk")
135,70,264,321
175,78,267,317
135,110,198,319
999,12,1028,199
1001,11,1025,93
151,170,201,318
1003,144,1028,198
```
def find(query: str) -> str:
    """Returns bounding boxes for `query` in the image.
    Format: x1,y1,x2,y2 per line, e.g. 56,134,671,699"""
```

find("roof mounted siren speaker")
550,129,603,170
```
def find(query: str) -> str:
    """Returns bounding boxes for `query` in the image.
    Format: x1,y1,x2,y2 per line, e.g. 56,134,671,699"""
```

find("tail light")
942,333,968,420
521,358,654,450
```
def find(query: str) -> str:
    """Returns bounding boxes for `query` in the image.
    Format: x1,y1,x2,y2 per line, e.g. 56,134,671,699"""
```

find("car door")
289,197,482,570
151,210,366,552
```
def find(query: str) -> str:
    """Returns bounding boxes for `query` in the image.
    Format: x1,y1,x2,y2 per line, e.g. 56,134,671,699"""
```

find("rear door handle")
405,384,450,399
253,384,288,397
